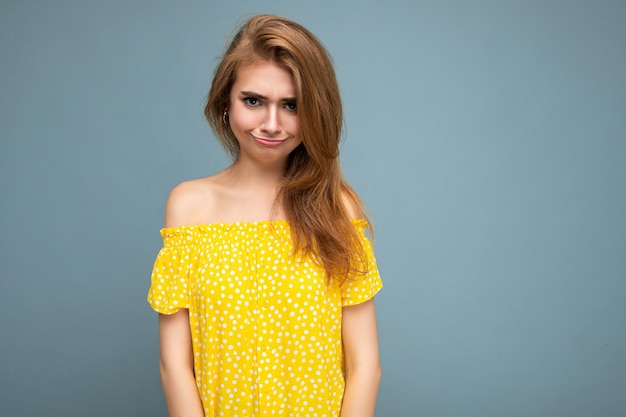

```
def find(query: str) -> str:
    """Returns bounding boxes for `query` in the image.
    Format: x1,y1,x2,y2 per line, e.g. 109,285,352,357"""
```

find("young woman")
148,14,382,417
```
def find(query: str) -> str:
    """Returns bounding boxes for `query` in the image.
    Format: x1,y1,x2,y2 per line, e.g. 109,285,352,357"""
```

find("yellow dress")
148,219,382,417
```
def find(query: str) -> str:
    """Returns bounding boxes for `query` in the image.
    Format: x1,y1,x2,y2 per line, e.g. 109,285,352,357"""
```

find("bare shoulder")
341,188,365,220
164,177,221,228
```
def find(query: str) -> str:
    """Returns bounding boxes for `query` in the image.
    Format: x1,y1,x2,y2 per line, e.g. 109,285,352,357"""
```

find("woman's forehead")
231,60,296,96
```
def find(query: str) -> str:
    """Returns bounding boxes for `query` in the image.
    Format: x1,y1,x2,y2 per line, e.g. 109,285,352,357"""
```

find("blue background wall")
1,1,625,416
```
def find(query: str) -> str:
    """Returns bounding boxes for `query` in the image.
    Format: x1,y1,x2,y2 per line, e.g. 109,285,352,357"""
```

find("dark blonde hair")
205,14,370,281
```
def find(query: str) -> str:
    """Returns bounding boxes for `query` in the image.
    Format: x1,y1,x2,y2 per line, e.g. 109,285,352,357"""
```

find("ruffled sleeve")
147,227,198,315
341,220,383,306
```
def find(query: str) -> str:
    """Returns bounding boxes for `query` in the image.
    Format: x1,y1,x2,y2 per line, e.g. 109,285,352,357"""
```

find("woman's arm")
159,309,205,417
340,299,382,417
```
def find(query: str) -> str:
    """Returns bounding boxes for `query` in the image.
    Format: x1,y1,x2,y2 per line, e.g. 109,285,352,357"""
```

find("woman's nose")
261,107,280,133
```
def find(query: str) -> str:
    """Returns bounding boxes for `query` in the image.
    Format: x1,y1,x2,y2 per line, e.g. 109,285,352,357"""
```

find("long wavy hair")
205,14,370,282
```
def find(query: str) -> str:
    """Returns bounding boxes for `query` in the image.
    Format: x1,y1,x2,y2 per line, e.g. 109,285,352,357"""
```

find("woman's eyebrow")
240,90,296,102
240,90,266,99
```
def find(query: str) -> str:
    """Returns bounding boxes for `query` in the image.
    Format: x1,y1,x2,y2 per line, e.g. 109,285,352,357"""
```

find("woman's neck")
222,158,285,194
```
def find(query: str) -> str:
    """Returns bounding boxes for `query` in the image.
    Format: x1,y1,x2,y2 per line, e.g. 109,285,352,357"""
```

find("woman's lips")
253,136,287,146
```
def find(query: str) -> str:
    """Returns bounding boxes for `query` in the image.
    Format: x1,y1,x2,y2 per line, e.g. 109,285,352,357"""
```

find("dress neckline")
160,218,368,233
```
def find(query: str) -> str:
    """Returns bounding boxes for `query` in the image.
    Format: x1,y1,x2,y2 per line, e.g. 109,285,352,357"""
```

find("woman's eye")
244,97,259,106
285,102,297,112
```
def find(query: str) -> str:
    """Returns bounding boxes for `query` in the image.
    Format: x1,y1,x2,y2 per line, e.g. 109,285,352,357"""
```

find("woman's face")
228,60,302,166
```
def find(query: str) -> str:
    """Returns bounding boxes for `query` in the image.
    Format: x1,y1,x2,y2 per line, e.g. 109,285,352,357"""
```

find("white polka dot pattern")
148,219,382,416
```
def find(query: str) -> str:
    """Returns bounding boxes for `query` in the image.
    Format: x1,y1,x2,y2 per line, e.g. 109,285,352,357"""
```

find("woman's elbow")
346,357,382,382
159,355,194,383
372,360,382,385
